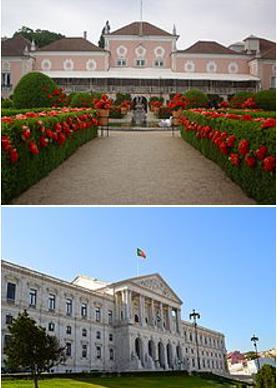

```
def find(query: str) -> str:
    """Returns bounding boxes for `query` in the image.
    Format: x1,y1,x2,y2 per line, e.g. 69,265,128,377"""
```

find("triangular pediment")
130,274,182,304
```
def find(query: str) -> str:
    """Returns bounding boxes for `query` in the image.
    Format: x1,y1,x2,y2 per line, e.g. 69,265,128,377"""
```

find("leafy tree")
244,351,259,360
256,364,276,388
184,89,209,108
13,26,65,48
4,311,66,388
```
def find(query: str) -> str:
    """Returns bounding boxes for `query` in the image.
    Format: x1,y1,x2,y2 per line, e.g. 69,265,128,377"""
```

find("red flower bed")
180,109,275,204
2,109,98,203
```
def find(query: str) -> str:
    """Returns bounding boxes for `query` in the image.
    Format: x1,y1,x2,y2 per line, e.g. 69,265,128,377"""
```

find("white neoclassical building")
1,259,227,374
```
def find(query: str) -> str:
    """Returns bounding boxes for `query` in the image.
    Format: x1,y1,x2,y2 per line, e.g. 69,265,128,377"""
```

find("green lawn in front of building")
1,375,240,388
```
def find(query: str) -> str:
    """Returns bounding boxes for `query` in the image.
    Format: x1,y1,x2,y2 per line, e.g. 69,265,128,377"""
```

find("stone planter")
97,109,109,126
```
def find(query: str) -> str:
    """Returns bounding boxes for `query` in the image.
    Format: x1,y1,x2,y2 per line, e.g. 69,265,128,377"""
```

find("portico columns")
160,302,164,330
139,295,146,326
176,308,181,334
167,306,172,332
151,299,155,326
126,289,132,321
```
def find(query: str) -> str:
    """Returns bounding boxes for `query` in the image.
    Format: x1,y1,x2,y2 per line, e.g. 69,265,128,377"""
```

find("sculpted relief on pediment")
133,277,179,302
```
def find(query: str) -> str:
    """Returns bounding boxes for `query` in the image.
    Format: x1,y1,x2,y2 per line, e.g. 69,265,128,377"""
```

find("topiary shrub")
229,92,255,108
256,365,276,388
13,72,58,109
255,90,276,111
184,89,209,108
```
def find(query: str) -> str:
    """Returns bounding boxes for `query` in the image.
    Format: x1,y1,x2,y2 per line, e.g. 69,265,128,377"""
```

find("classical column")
151,299,155,326
139,295,146,326
167,306,172,332
176,309,181,334
127,289,132,322
160,302,164,331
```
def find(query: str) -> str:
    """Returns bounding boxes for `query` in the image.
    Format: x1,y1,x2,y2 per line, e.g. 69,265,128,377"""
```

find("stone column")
115,292,120,322
160,302,164,331
139,295,146,326
127,290,132,322
151,299,155,326
167,306,172,332
176,308,181,334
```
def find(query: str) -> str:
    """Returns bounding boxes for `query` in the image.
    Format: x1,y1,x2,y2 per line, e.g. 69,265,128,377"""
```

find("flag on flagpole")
137,248,146,259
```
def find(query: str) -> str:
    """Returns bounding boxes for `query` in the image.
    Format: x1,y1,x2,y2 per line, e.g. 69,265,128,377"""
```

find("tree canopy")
256,364,276,388
4,311,66,388
13,26,65,48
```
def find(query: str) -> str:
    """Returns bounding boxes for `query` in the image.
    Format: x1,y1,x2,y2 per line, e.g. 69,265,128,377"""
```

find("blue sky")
2,0,275,48
1,206,275,353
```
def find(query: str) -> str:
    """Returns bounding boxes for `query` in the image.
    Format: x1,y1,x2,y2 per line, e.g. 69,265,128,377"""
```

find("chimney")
83,31,87,40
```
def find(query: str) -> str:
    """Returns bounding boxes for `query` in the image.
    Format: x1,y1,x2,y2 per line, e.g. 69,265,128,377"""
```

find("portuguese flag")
137,248,146,259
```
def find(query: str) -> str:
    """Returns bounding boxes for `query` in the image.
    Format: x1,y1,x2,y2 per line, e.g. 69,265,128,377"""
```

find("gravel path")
12,131,255,205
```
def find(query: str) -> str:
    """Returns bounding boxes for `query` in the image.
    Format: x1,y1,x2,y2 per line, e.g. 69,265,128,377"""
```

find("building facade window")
82,328,87,337
66,325,72,335
228,62,238,74
2,72,11,86
81,303,87,318
6,282,16,301
96,331,101,339
66,342,72,356
109,334,113,342
41,59,52,71
29,288,37,307
66,298,72,316
96,345,101,359
108,310,113,324
154,59,164,67
206,61,217,73
95,307,101,322
192,358,195,367
86,59,97,71
109,348,114,360
82,344,87,358
117,58,126,66
136,59,145,67
6,314,13,324
48,294,56,311
48,322,55,332
184,60,195,72
271,76,276,88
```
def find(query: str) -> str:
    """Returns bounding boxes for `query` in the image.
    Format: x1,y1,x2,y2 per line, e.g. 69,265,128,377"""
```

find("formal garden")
1,72,276,204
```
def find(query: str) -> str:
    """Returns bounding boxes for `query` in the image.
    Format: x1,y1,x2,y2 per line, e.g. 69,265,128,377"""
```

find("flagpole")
137,256,139,276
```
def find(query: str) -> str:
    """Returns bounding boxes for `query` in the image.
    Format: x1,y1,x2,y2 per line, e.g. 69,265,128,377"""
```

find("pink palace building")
1,21,276,101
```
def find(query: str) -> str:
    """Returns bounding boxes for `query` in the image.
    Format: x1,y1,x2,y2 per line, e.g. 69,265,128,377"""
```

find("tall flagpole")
137,257,139,277
139,0,143,35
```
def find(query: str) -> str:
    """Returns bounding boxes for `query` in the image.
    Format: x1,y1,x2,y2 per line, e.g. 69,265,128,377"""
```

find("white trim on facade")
34,51,108,57
173,53,248,60
41,58,52,71
116,45,128,57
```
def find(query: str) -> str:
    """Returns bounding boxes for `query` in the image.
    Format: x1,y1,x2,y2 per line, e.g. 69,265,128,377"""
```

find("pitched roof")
178,40,238,55
38,37,105,52
259,38,276,59
110,21,173,36
1,34,31,56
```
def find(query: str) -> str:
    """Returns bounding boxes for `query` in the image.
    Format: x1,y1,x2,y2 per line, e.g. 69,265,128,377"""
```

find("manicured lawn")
1,376,239,388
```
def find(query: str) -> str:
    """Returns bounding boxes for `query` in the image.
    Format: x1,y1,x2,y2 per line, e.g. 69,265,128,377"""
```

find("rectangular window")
154,59,164,67
6,282,16,301
136,59,145,67
66,342,71,356
95,307,101,322
96,331,101,339
96,345,101,359
66,325,72,335
6,314,13,324
192,358,195,367
117,58,126,66
81,303,87,318
108,310,113,324
66,298,72,316
48,294,56,311
82,344,87,358
109,348,114,360
109,334,113,342
82,328,87,337
2,72,11,86
29,288,37,307
48,322,55,332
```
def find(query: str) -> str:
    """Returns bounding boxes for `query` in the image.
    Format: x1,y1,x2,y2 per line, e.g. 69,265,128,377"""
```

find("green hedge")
13,72,58,108
223,109,276,118
255,90,276,111
2,107,54,117
181,111,275,204
2,110,98,203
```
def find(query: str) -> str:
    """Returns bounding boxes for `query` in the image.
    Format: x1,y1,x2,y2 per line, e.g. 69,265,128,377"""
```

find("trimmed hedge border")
181,110,275,204
1,107,55,117
220,109,276,119
2,109,98,204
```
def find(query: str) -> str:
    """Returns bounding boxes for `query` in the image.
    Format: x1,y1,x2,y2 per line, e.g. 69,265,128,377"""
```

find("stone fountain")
132,96,147,126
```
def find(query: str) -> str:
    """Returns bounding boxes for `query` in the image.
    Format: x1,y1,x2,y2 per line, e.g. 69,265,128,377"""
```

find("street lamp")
189,309,201,370
251,334,260,371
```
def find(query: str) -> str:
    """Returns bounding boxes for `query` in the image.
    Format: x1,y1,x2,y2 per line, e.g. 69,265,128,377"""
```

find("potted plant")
94,94,113,125
167,94,189,125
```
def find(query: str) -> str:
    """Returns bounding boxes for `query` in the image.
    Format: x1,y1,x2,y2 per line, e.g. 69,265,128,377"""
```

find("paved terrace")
12,131,255,205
